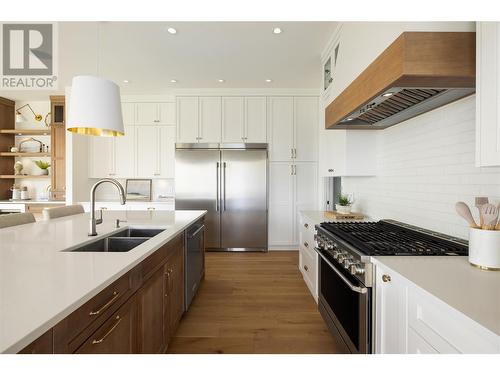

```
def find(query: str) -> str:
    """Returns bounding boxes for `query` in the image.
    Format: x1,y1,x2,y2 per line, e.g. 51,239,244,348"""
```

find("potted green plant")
33,160,51,175
336,193,353,214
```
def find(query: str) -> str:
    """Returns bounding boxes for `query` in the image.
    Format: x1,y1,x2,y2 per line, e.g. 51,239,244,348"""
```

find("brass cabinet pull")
382,274,391,283
89,291,120,316
304,223,309,229
304,265,309,272
164,269,172,297
92,315,121,345
147,207,155,211
303,242,309,248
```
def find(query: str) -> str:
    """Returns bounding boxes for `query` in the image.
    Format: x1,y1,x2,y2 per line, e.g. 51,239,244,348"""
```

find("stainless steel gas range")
314,220,468,354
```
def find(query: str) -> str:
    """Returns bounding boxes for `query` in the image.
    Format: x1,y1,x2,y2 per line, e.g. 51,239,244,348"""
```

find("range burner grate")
320,221,468,256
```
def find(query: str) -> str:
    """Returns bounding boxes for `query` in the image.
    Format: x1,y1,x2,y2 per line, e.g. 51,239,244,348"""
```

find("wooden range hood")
325,32,476,129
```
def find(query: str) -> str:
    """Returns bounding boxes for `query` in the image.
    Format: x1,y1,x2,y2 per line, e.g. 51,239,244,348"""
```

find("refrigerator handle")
216,162,220,211
223,162,227,211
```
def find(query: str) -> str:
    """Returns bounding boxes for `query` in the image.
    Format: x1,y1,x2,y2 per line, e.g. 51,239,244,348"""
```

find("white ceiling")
3,22,337,100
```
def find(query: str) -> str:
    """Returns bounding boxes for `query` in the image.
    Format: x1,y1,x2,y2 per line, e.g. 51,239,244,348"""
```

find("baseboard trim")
268,246,299,251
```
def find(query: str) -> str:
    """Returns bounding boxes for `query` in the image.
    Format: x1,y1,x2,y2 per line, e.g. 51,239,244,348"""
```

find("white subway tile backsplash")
342,95,500,239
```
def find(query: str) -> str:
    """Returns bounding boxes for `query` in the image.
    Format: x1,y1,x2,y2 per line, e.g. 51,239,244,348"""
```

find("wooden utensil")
496,202,500,230
455,202,479,228
480,203,498,230
475,197,489,227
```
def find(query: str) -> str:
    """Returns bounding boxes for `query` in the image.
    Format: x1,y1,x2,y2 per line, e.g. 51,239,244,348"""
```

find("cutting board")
324,211,365,220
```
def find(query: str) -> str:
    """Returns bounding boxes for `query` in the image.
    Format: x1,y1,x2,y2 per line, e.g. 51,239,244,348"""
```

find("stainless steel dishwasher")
184,219,205,310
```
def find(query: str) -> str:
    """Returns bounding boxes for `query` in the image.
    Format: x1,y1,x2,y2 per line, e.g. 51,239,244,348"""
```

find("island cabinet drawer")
74,295,138,354
53,269,140,353
408,286,499,354
139,233,184,281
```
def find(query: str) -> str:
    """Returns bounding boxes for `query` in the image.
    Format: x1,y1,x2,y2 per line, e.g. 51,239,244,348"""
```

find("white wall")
342,96,500,239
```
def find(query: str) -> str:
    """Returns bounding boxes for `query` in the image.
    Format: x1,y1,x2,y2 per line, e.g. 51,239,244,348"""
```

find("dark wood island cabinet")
18,219,204,354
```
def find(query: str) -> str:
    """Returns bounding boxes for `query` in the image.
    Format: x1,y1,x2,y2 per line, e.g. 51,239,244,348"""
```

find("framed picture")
125,179,152,201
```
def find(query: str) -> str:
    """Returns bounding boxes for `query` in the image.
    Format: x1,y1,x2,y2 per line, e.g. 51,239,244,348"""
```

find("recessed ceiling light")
167,27,177,34
218,79,225,83
382,92,395,97
123,80,130,83
170,79,177,83
265,79,272,83
273,27,282,34
346,117,354,121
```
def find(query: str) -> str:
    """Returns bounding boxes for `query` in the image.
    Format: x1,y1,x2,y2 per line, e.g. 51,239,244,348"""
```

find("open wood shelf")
0,129,51,136
0,175,50,179
0,152,51,157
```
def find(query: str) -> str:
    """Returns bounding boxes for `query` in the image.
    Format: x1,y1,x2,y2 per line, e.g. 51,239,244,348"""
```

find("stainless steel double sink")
68,228,165,253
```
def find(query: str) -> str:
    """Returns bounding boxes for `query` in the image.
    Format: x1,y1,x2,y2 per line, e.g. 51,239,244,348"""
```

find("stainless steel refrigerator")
175,143,268,252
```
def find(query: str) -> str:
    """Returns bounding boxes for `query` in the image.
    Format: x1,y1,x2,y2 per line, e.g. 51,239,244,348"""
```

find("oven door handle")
315,248,368,294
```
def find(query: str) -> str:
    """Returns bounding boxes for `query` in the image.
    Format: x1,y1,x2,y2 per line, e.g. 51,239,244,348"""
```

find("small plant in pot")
336,193,353,214
33,160,51,175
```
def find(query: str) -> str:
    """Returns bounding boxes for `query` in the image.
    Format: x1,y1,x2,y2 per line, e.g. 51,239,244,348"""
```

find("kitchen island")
0,209,206,353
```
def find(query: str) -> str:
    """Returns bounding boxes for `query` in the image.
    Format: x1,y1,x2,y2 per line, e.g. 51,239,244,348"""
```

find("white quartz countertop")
373,256,500,336
0,209,206,353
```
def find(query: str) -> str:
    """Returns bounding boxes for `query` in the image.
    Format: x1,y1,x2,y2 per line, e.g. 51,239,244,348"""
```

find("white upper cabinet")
135,102,175,125
176,96,221,143
268,96,318,162
199,97,222,143
136,103,158,124
268,97,294,161
245,97,267,143
114,125,136,177
476,22,500,167
121,103,135,125
319,129,377,177
294,97,318,161
176,97,199,143
222,97,245,142
158,102,175,125
221,96,267,143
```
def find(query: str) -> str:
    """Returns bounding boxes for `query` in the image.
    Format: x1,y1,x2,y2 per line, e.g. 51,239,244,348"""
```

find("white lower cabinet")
375,263,408,354
298,212,318,302
268,163,294,247
81,201,174,212
268,162,317,249
375,261,500,354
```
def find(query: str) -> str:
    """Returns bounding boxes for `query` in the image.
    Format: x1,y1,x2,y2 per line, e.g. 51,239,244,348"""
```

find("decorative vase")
14,161,23,175
336,204,352,214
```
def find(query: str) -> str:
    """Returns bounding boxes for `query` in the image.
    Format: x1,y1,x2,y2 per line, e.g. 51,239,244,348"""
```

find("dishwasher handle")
188,224,205,239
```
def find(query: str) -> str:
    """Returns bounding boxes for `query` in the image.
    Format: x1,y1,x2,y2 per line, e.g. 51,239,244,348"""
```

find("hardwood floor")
167,251,342,354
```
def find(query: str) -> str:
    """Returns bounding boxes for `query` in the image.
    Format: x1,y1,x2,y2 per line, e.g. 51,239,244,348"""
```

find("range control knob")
343,258,353,269
349,263,365,276
332,249,341,260
326,242,334,251
337,253,347,263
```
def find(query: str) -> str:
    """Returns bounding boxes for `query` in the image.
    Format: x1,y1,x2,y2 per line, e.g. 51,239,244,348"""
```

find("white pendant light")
67,75,124,137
